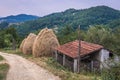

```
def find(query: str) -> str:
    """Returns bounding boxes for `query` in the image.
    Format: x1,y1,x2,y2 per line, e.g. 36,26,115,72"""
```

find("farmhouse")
53,40,113,72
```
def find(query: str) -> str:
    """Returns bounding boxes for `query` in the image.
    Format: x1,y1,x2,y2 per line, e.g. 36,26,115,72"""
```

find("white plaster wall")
95,49,120,69
73,59,78,72
99,49,110,69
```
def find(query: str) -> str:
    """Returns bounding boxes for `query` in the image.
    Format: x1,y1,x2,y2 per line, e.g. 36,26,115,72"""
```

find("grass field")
0,49,100,80
0,55,9,80
0,63,9,80
0,55,4,61
28,57,97,80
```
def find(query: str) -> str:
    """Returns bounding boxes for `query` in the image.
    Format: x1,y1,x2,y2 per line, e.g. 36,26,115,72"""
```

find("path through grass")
0,49,99,80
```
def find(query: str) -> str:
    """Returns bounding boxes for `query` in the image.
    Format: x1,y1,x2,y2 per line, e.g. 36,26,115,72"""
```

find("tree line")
0,27,21,49
0,24,119,55
57,25,120,55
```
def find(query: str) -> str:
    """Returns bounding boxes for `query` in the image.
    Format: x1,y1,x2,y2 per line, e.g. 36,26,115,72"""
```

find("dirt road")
0,52,60,80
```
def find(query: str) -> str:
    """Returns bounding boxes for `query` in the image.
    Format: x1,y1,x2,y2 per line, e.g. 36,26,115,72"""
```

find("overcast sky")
0,0,119,17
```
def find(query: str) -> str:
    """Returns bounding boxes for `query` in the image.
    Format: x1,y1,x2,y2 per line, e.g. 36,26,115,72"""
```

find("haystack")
33,28,59,57
19,38,26,52
23,33,37,54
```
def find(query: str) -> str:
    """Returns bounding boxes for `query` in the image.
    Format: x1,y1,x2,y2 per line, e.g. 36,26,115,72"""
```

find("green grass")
0,52,9,80
45,57,95,80
0,56,4,61
0,63,9,80
27,56,98,80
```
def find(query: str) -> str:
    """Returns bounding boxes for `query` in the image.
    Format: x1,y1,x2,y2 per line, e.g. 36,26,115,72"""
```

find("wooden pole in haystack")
77,25,81,73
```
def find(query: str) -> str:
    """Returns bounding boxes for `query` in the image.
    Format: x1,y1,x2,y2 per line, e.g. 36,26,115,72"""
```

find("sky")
0,0,120,17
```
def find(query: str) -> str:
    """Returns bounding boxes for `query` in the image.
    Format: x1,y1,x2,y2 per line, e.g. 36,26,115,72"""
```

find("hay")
19,38,26,52
33,28,59,57
23,33,37,54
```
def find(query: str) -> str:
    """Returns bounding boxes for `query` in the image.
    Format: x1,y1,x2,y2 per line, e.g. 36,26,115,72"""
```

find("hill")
0,14,39,23
9,6,120,35
106,19,120,29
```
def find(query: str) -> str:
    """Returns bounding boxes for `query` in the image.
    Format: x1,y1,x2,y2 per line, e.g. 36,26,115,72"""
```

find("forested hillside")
10,6,120,36
0,5,120,54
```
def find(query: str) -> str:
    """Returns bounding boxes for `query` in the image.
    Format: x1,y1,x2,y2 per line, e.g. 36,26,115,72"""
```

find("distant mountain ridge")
0,6,120,36
13,6,120,36
0,14,39,23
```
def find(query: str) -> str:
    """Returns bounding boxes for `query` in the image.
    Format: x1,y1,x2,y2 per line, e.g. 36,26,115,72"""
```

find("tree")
0,30,5,48
84,25,120,55
113,27,120,55
5,27,19,50
0,21,9,29
57,25,86,44
0,27,20,49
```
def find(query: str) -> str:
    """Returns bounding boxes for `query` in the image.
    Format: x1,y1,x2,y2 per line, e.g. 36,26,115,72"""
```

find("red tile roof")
55,40,103,58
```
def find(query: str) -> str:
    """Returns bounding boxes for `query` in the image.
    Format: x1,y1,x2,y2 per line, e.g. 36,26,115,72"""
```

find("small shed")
53,40,112,72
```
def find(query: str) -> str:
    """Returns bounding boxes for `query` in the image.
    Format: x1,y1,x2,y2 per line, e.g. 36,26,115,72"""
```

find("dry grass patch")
28,57,94,80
